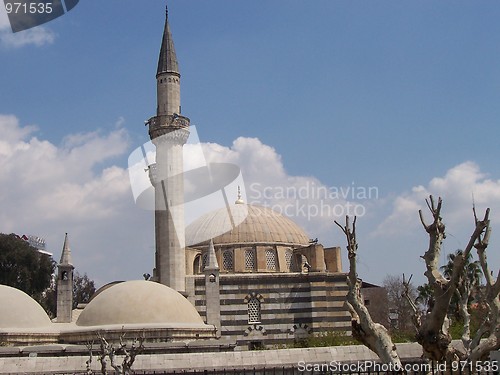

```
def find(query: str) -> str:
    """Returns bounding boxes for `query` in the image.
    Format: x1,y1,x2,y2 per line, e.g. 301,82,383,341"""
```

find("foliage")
290,331,359,348
40,281,57,319
0,233,55,302
416,283,434,312
440,249,482,318
390,330,416,343
73,271,96,308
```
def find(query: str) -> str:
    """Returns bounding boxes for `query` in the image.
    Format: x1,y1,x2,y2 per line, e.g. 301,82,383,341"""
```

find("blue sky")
1,1,500,288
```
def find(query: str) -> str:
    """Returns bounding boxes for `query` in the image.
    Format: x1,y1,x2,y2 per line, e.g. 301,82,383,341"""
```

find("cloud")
364,161,500,286
0,7,55,47
373,161,500,237
194,137,370,245
0,114,152,286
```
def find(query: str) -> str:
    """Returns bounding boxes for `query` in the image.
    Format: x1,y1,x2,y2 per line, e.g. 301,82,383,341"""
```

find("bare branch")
335,216,401,367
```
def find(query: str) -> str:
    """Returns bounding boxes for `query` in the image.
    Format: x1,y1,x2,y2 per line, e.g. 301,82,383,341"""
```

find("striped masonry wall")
186,272,352,349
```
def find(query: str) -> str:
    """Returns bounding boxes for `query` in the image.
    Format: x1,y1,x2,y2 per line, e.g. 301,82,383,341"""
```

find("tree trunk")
336,216,402,367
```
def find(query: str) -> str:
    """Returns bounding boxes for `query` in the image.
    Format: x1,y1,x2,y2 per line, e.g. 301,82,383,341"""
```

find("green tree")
440,249,482,318
416,282,434,312
73,271,96,308
0,233,55,302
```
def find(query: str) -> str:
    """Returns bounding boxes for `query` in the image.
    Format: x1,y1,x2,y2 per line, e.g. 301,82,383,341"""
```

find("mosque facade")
148,9,352,349
0,6,353,354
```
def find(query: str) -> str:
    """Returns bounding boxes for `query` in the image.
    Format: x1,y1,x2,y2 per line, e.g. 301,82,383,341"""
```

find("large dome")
186,204,310,248
0,285,51,328
76,280,204,327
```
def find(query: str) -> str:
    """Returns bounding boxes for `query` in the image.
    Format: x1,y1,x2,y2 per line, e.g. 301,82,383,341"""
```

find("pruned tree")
87,330,145,375
413,196,491,361
336,195,500,364
335,216,402,367
469,205,500,361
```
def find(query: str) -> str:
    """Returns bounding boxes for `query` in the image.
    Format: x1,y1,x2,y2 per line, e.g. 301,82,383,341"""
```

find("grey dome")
0,285,51,328
186,204,310,248
76,280,204,327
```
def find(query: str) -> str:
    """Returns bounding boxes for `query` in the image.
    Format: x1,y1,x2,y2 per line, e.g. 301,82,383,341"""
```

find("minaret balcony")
147,114,190,140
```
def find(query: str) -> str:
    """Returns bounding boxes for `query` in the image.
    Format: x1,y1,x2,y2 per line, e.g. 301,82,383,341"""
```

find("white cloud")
193,137,367,245
365,161,500,286
0,114,153,286
374,161,500,237
0,6,56,47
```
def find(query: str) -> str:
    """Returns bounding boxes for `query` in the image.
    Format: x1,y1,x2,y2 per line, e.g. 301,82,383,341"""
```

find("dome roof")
0,285,51,328
76,280,204,327
186,204,310,248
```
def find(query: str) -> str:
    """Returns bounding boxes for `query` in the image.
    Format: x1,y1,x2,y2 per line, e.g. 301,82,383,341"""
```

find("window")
248,297,261,323
201,252,208,271
265,248,277,271
222,249,234,271
193,255,201,274
285,249,293,271
244,248,256,271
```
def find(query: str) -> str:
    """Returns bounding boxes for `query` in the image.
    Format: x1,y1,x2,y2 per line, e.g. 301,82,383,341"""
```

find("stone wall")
187,272,351,350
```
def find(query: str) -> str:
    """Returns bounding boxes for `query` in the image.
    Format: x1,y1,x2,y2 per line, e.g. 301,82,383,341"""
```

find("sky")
1,1,500,288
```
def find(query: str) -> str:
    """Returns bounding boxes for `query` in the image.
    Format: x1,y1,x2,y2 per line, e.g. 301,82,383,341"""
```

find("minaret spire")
59,232,73,266
157,4,179,76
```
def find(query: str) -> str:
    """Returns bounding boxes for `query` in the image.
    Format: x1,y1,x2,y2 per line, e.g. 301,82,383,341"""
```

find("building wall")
187,272,351,350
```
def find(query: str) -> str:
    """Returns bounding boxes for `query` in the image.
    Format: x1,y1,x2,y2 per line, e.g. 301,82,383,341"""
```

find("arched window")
222,249,234,271
265,248,277,271
248,297,261,324
244,248,256,271
193,255,201,274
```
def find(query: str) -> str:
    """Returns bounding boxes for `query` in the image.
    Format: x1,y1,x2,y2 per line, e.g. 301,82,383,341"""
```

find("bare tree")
337,196,500,364
383,274,417,334
86,330,145,375
335,216,402,367
414,196,491,361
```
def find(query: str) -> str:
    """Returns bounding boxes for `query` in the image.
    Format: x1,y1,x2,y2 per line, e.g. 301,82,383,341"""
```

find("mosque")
0,7,353,354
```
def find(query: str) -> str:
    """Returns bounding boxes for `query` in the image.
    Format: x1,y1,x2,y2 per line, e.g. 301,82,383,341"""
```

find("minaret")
56,233,74,323
147,6,190,292
204,239,221,337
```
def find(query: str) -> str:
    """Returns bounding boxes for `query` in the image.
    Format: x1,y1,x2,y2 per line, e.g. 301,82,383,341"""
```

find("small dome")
186,204,310,248
76,280,204,326
0,285,51,328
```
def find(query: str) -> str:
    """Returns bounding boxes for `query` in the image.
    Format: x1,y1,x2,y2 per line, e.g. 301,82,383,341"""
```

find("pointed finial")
157,1,179,75
59,233,73,266
205,239,219,271
235,185,245,204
